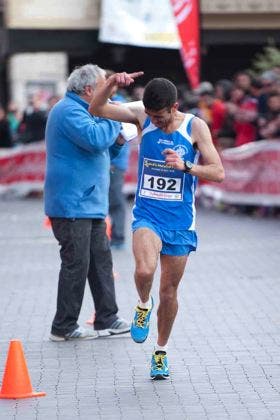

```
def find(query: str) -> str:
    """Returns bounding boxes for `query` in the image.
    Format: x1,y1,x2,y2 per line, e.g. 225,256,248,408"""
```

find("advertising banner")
0,142,45,196
200,141,280,206
99,0,180,49
99,0,200,87
170,0,200,89
0,141,139,197
1,140,279,206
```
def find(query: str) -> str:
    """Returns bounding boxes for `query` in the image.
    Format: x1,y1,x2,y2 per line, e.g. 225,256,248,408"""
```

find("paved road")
0,197,279,420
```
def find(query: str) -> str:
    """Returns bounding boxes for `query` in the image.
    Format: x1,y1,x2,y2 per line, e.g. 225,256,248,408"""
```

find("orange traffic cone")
86,311,96,325
0,340,46,399
43,216,51,229
105,216,112,240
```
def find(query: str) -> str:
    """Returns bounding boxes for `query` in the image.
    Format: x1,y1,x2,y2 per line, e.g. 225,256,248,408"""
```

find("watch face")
185,160,193,171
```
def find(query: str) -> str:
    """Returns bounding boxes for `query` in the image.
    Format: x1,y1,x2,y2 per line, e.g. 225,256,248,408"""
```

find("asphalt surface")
0,196,279,420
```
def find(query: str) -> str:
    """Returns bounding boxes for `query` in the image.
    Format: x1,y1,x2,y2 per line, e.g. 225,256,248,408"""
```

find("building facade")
0,0,279,107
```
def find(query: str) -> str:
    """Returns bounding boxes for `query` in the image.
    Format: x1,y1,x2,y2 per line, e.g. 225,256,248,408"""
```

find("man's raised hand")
110,71,144,87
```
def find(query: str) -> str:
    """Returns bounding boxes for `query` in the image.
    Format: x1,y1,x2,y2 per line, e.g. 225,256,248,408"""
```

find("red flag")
170,0,200,89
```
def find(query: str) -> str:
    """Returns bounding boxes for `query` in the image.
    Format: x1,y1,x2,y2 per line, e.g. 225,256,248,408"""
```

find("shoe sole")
130,334,148,343
95,328,130,337
130,325,149,343
49,335,66,342
151,374,169,380
109,328,130,335
49,334,98,342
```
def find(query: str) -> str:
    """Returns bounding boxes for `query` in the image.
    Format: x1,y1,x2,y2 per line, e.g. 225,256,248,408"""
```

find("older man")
45,64,130,341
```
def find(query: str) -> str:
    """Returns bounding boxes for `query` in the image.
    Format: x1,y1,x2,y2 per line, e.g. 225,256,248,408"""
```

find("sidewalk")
0,197,279,419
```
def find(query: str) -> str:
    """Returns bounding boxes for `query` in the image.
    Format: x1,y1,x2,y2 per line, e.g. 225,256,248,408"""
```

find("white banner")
99,0,180,49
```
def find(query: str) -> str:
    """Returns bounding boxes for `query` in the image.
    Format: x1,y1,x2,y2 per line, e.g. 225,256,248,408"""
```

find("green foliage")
250,45,280,75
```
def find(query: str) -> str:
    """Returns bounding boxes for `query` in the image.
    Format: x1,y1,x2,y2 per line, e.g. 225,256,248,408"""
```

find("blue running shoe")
150,351,169,380
130,297,154,343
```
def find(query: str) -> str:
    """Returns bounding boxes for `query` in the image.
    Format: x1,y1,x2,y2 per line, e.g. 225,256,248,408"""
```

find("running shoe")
130,297,154,343
49,326,98,341
150,351,169,380
95,318,130,337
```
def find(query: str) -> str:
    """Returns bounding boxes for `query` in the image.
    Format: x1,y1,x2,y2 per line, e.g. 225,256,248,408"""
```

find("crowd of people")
1,66,279,150
177,67,280,150
0,94,60,148
0,67,279,220
108,66,280,150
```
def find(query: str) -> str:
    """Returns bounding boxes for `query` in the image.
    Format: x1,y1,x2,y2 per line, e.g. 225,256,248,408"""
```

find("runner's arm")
89,71,144,125
163,117,225,182
189,117,225,182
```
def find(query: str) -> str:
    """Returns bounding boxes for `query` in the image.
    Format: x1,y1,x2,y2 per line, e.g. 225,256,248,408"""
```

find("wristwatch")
184,160,193,173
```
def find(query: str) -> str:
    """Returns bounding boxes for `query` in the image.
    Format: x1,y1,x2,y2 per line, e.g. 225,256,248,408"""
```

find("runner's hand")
162,148,185,171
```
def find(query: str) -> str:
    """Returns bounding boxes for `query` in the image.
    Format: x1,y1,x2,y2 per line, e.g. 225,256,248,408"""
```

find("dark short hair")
143,78,177,111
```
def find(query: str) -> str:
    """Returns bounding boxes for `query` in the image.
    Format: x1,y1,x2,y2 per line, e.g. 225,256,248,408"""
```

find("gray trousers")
109,166,126,245
50,218,118,336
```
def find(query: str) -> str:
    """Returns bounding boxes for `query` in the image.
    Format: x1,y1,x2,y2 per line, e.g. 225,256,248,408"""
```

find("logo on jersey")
174,144,188,158
157,138,174,145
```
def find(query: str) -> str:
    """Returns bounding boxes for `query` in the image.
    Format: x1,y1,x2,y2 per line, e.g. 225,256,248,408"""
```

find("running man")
89,72,225,380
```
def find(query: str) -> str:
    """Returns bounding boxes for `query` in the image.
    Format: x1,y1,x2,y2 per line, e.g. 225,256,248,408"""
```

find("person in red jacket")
227,87,258,147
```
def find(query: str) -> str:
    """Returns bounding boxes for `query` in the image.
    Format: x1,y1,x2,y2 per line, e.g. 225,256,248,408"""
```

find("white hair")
67,64,106,94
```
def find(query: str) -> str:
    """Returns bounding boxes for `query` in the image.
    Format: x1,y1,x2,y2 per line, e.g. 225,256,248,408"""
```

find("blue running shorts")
132,218,197,256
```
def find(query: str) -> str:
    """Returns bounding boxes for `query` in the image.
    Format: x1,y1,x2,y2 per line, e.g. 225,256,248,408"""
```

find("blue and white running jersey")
133,113,199,230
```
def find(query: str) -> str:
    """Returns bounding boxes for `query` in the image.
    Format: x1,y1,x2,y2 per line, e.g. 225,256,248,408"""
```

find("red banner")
170,0,200,89
2,140,280,206
200,141,280,206
0,142,45,195
0,141,139,197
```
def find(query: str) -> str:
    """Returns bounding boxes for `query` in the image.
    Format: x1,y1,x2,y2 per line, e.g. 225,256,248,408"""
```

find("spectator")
195,82,228,146
0,105,13,148
131,85,145,101
47,95,61,113
182,93,201,117
233,71,252,94
109,135,130,249
6,101,21,143
194,82,214,125
214,79,236,149
18,96,47,143
215,79,233,102
250,78,269,116
258,92,280,140
227,87,258,147
44,64,130,341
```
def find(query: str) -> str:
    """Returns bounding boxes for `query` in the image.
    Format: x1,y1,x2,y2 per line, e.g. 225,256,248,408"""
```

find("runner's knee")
159,285,177,304
135,265,154,281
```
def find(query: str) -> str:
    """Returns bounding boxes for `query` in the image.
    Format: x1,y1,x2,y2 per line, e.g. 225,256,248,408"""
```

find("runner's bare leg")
132,228,162,303
157,254,188,346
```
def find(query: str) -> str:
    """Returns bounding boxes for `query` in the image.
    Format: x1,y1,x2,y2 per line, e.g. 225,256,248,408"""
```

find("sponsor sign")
201,141,280,206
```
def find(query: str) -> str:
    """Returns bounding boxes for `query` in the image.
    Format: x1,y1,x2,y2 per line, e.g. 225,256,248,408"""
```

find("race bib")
139,158,184,201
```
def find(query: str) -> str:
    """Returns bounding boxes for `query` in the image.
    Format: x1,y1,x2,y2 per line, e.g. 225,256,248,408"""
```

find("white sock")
154,344,168,353
138,296,151,309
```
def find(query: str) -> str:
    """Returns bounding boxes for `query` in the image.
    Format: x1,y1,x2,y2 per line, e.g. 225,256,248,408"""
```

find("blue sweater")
44,92,121,218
